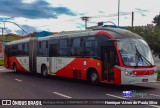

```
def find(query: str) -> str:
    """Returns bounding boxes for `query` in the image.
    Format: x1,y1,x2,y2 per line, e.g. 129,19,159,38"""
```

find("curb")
0,66,4,69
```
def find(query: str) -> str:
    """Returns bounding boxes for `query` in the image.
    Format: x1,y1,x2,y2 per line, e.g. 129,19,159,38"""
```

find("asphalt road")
0,67,160,108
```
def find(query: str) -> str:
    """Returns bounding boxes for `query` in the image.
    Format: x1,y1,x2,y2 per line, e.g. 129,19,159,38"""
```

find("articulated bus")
4,26,157,85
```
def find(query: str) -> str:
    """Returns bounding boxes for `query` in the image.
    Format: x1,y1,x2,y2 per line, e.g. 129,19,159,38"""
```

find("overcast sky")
0,0,159,35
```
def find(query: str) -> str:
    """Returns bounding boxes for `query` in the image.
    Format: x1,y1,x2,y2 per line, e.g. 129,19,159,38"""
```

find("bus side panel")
4,55,9,68
37,57,49,74
55,58,102,80
114,66,121,85
71,58,102,80
9,56,27,72
16,57,29,71
53,57,75,78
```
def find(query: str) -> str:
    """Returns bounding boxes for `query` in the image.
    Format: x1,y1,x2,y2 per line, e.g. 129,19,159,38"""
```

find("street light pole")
3,21,28,35
0,28,4,36
118,0,120,27
81,16,90,30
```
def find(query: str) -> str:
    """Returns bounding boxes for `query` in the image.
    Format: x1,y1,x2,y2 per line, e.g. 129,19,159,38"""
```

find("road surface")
0,67,160,108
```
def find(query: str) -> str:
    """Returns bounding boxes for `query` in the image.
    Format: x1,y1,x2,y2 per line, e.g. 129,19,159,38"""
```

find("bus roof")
6,38,31,45
38,27,142,41
92,27,142,39
6,27,142,44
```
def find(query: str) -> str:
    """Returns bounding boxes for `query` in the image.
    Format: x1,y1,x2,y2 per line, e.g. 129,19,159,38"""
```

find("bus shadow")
99,83,156,92
10,72,157,92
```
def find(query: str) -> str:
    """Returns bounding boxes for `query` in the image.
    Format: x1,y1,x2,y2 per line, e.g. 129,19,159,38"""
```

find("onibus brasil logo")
122,90,148,98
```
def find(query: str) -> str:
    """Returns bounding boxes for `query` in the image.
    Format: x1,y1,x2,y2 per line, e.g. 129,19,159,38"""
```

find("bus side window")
12,44,18,56
70,38,83,56
18,44,23,56
58,39,69,56
38,41,48,56
46,41,48,48
49,44,58,57
84,39,98,57
39,42,41,48
8,46,11,56
24,43,29,55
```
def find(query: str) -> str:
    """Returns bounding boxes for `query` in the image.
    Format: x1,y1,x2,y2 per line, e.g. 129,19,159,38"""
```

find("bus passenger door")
101,46,117,82
49,44,58,74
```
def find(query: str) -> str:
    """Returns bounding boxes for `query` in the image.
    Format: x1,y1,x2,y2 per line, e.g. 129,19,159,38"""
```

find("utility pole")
132,12,134,32
132,12,134,28
118,0,120,27
0,27,5,36
81,16,90,29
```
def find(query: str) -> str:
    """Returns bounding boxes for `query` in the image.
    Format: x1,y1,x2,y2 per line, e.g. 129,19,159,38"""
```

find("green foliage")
157,70,160,79
153,13,160,27
0,58,4,66
0,35,21,41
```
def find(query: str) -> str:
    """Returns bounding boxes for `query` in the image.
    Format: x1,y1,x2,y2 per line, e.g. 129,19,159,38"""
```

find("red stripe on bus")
95,30,113,39
8,57,27,72
55,58,102,81
114,67,121,85
132,70,155,76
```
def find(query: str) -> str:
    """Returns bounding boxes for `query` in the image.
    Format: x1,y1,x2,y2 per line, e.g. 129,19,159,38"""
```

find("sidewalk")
0,66,13,72
0,66,4,69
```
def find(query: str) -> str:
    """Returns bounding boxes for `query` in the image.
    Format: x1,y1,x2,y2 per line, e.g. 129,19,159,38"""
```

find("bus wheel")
41,65,48,77
13,64,17,73
88,70,99,84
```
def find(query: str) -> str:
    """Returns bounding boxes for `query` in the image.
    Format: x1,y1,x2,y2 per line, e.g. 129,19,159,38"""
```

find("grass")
0,58,4,66
0,35,22,41
157,70,160,80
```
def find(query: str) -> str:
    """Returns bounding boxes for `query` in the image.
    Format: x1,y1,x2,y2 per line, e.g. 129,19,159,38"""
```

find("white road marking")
149,105,160,108
153,83,160,85
14,78,22,82
106,94,127,99
53,92,72,99
150,94,160,97
106,94,160,108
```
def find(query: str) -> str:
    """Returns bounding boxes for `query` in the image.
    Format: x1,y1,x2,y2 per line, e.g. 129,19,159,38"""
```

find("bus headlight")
125,71,129,75
124,71,132,75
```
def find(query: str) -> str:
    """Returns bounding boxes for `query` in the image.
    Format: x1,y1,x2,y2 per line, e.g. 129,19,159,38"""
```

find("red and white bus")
4,26,157,85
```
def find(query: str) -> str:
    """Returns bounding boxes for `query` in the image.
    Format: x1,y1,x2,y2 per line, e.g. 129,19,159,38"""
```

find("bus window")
37,41,48,56
84,40,98,57
59,39,68,48
72,38,81,47
58,39,69,56
58,48,69,56
18,44,23,56
46,41,48,48
70,38,83,56
5,46,9,55
8,45,12,57
49,44,58,57
39,42,41,48
24,43,29,55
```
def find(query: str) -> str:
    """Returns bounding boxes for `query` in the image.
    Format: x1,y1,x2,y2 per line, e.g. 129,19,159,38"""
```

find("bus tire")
87,69,99,84
41,65,48,77
13,63,18,73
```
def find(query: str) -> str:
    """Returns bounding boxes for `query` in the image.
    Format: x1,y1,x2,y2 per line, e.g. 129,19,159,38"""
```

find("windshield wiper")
135,45,153,67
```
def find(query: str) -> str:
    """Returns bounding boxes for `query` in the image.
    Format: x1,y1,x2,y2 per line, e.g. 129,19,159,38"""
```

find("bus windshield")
119,38,154,66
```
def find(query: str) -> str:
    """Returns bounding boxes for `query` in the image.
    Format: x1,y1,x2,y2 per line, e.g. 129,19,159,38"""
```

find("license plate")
142,79,148,82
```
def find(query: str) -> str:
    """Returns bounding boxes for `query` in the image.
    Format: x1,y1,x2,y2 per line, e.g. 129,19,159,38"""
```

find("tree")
153,12,160,26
